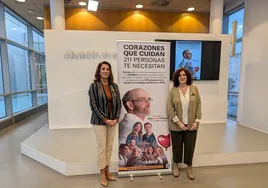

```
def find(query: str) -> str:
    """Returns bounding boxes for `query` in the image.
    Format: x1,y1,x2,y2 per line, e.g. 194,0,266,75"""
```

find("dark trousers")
171,130,197,165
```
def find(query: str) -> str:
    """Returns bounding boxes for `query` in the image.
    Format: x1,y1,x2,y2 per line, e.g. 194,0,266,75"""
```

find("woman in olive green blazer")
167,68,202,180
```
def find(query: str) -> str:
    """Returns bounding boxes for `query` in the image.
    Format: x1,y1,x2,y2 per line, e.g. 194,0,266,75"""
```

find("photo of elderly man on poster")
118,88,169,171
119,88,152,144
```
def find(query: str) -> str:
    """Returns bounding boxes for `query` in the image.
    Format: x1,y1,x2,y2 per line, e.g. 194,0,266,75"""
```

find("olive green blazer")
167,84,202,131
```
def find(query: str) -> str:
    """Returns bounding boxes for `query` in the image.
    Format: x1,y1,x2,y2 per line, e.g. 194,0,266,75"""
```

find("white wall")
237,0,268,132
44,30,230,129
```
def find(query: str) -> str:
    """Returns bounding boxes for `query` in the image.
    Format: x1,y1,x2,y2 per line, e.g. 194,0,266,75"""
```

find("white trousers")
92,124,117,169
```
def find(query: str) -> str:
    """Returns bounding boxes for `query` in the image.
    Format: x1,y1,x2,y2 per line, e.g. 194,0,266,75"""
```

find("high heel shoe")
105,166,116,181
100,180,108,187
107,175,116,181
100,168,108,186
106,172,116,181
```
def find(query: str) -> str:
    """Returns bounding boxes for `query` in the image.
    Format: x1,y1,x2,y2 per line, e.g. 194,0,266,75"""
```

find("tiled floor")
1,111,268,188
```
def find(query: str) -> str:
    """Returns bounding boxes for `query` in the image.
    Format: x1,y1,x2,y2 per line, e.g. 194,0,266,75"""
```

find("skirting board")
49,125,92,129
238,122,268,135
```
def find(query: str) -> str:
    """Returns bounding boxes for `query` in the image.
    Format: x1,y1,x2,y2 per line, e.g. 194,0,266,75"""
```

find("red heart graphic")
194,67,199,72
157,134,171,151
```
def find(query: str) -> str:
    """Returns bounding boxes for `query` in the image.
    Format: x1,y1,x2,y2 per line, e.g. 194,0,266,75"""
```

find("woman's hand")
177,121,188,131
112,119,118,126
105,120,114,126
190,122,199,131
105,119,118,126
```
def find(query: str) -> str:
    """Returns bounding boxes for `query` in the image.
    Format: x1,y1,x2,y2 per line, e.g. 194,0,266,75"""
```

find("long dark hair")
172,68,193,87
132,122,143,138
94,61,114,84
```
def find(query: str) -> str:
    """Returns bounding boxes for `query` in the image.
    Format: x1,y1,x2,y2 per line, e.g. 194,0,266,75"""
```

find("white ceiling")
0,0,235,32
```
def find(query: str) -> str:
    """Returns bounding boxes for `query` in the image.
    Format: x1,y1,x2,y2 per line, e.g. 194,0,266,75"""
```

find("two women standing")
89,62,202,186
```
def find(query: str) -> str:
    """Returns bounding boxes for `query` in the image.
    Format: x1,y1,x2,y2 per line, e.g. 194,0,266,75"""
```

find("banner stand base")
118,169,172,178
157,173,163,180
128,173,163,181
130,174,134,181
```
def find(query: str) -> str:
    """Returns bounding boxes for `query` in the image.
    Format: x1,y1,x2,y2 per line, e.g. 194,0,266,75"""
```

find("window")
33,52,47,106
225,7,244,120
0,96,6,118
228,52,241,118
34,54,47,89
0,5,48,123
4,12,28,47
37,89,48,105
228,42,242,91
0,47,4,94
7,44,31,92
12,92,33,113
228,9,244,39
33,31,44,53
0,47,6,118
235,41,242,54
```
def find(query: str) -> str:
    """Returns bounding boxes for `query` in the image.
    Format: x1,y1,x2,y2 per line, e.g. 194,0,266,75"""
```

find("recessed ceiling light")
136,4,143,9
78,2,87,6
12,28,18,31
88,0,98,11
187,7,195,11
17,0,26,2
37,17,44,20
